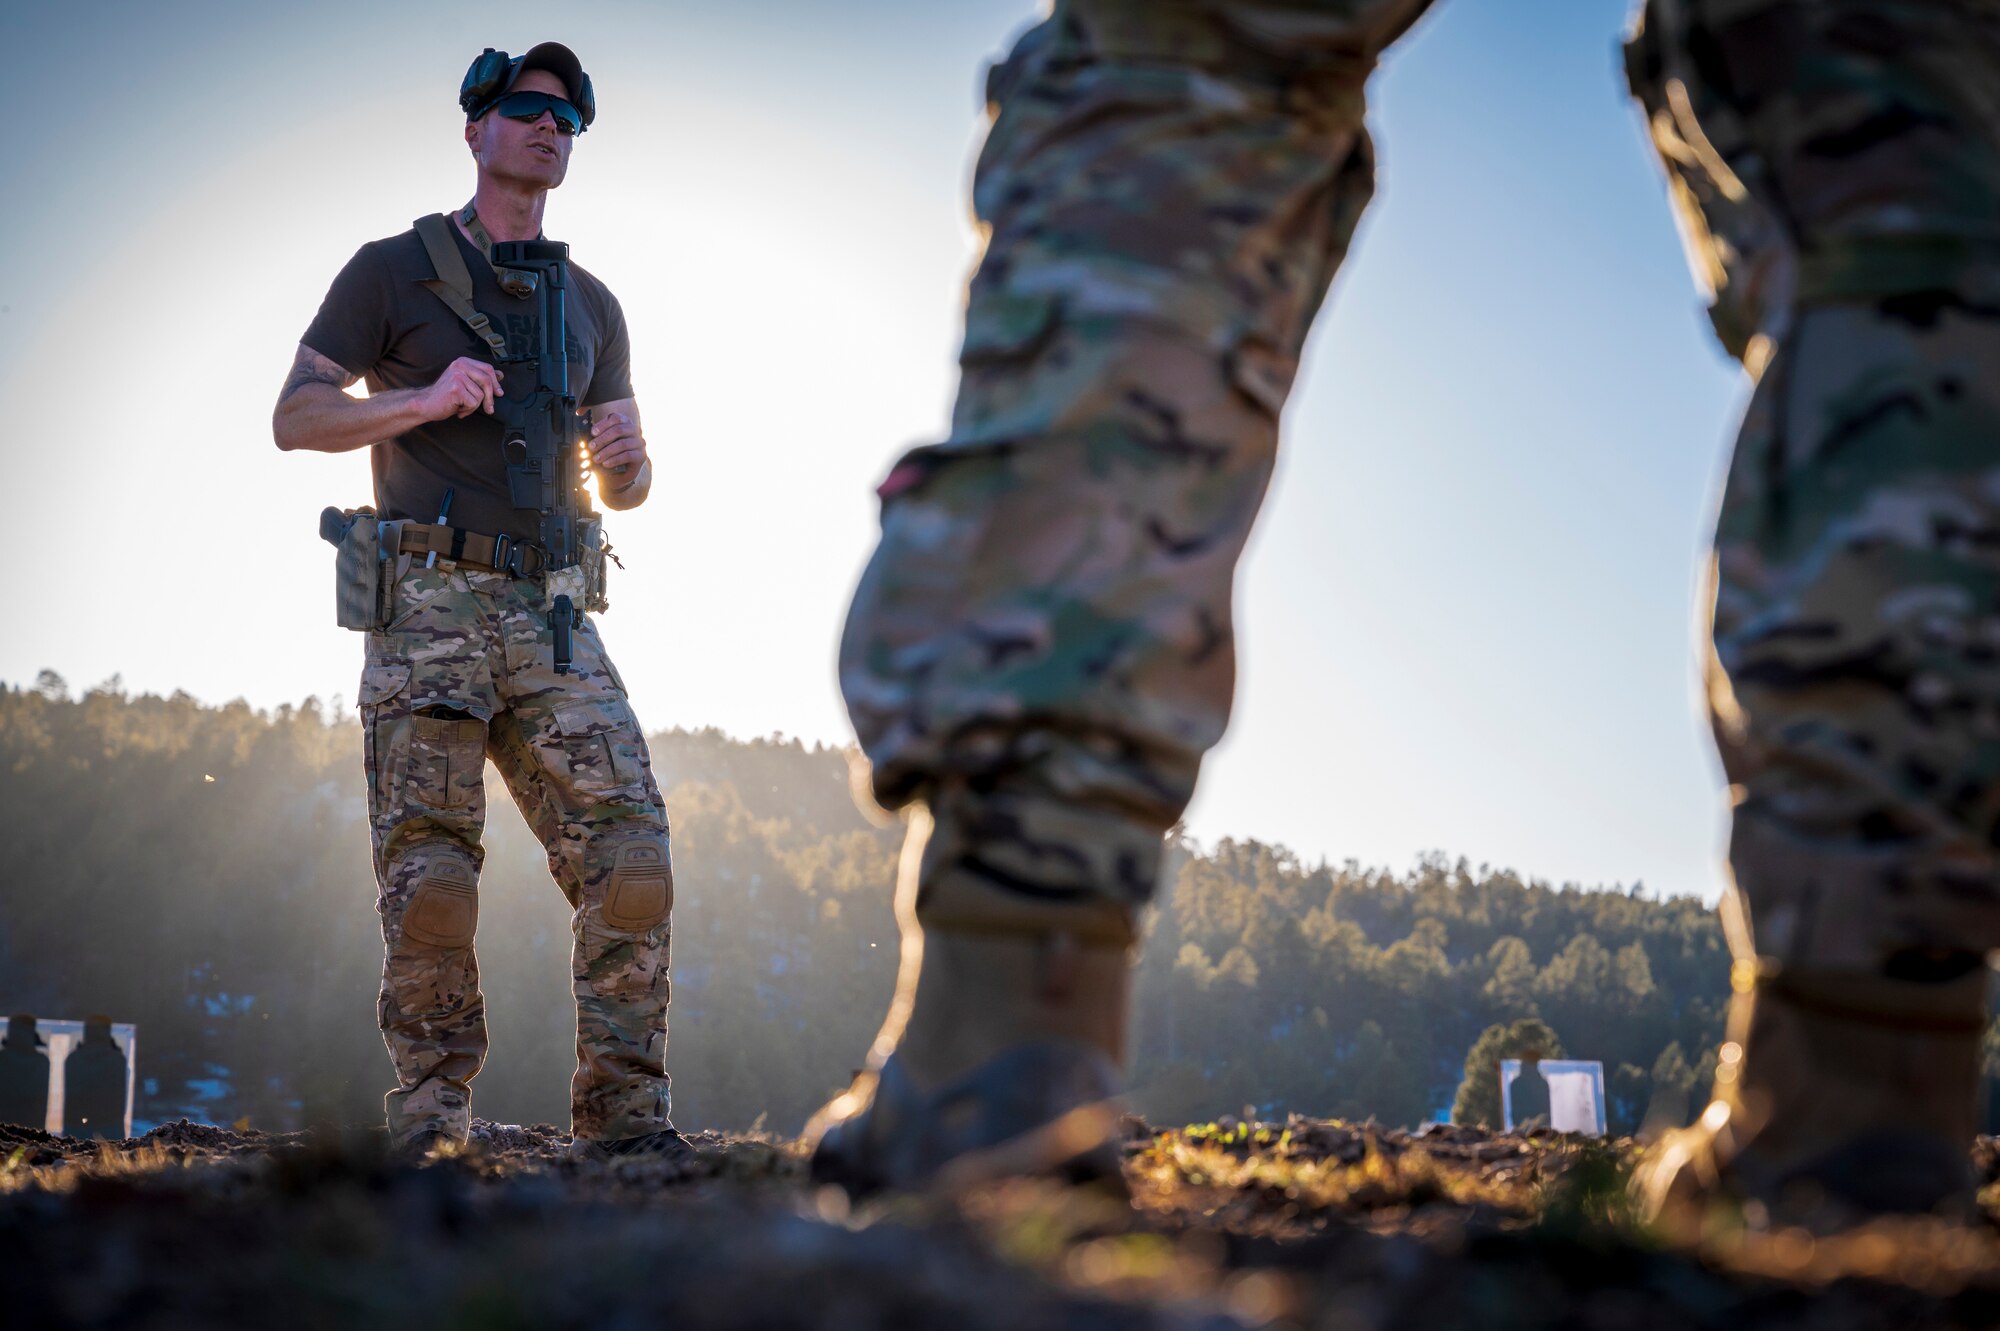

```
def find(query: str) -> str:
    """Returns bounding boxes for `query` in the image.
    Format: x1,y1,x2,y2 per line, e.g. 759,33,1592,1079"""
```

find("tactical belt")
397,522,552,577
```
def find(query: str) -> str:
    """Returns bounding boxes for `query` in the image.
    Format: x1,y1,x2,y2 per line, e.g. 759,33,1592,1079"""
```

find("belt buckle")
493,535,545,579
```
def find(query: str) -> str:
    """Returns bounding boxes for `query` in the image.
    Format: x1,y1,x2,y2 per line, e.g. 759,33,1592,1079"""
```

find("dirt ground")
6,1116,2000,1330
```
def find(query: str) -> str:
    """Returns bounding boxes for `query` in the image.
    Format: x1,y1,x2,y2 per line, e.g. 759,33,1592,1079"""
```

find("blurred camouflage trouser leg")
362,563,673,1147
1629,0,2000,975
1627,0,2000,1223
842,0,1437,908
816,0,1436,1195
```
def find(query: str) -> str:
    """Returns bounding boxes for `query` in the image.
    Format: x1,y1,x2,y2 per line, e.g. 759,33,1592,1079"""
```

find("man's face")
466,69,576,189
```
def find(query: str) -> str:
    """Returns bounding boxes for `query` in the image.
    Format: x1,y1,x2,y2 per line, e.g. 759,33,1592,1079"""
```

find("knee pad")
601,838,673,933
401,850,479,950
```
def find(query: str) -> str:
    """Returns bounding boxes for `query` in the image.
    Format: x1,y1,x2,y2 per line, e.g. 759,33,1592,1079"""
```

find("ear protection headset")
460,48,596,131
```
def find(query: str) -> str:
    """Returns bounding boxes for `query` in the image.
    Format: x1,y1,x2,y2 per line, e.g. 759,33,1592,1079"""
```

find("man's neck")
463,177,547,244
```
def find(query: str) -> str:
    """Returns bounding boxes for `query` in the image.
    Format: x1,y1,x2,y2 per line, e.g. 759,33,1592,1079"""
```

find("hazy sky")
0,0,1743,899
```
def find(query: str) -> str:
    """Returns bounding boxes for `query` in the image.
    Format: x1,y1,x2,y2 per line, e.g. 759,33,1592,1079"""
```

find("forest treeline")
0,672,1927,1138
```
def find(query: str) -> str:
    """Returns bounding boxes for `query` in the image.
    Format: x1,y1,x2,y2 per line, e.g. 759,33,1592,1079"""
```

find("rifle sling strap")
413,213,509,359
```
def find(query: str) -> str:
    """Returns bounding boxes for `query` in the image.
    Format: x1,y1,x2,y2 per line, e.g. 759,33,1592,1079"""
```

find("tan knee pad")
602,839,673,932
402,852,479,950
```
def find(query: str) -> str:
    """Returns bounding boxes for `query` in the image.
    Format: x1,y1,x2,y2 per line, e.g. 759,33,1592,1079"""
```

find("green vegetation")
1131,840,1730,1131
0,673,1747,1134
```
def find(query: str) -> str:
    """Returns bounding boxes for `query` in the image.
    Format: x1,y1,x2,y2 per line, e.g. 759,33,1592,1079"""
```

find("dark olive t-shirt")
300,219,633,545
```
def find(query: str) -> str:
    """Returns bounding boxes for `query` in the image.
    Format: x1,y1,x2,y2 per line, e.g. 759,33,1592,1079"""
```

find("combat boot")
806,806,1141,1200
388,1125,459,1165
568,1126,694,1164
1634,954,1990,1237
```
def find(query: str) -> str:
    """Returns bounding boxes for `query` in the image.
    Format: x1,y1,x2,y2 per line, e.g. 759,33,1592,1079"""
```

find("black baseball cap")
462,43,595,128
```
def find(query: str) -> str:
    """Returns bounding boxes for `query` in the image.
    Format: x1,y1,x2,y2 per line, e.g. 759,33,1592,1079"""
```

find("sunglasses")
491,90,586,136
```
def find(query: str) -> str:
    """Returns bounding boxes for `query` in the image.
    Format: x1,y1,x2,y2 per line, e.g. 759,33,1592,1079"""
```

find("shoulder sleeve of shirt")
298,239,397,380
581,280,634,407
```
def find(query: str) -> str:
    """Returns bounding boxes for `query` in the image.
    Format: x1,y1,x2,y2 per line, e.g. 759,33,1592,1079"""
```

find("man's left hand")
586,408,648,489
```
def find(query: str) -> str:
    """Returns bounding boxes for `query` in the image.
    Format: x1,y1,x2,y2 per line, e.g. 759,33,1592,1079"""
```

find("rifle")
490,238,592,674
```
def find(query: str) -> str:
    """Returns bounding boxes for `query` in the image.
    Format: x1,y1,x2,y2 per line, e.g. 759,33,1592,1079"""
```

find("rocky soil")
6,1116,2000,1330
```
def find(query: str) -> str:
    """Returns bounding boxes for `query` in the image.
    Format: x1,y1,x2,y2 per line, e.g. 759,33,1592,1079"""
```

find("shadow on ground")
5,1117,2000,1329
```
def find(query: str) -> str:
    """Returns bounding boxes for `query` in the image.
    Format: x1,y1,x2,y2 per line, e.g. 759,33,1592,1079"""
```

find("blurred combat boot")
1634,954,1991,1236
568,1126,693,1163
389,1125,458,1165
806,805,1140,1200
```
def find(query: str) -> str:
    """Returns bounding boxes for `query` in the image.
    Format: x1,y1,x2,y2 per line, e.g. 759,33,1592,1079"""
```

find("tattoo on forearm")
280,348,354,403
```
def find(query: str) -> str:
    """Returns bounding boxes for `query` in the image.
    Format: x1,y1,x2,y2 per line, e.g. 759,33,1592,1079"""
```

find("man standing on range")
274,43,680,1161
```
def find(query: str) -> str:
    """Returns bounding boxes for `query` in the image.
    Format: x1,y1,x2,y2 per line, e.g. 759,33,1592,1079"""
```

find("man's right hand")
416,357,505,420
274,344,506,454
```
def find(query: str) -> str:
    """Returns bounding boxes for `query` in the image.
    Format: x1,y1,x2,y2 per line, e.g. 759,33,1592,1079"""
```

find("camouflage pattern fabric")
360,560,674,1146
1627,0,2000,970
845,0,2000,982
842,0,1436,906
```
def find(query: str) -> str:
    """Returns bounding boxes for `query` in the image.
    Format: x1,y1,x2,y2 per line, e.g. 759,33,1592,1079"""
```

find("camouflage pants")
360,560,673,1145
1629,0,2000,971
842,0,2000,970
